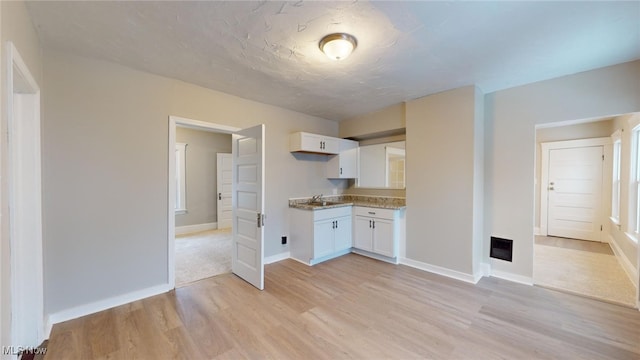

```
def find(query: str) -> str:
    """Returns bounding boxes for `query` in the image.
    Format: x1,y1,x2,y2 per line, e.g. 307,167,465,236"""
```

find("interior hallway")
534,235,637,307
175,228,232,287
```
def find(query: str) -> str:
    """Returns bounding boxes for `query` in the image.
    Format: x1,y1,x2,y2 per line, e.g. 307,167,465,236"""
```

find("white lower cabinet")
353,207,401,259
290,206,352,265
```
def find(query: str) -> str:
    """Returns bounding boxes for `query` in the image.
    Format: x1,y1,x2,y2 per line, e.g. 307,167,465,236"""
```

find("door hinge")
257,213,265,228
602,154,604,161
600,225,603,231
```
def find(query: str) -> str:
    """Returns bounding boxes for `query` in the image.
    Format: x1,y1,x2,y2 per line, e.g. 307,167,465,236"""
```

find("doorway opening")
168,117,266,291
533,118,637,307
173,126,233,287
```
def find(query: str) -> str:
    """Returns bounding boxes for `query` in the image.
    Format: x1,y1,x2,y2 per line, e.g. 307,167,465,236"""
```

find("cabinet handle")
369,220,372,228
340,167,342,175
218,193,222,200
336,221,338,229
368,211,376,215
373,220,375,229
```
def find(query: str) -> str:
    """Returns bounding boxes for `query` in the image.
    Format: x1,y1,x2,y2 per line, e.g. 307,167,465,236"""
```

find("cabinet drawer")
354,206,396,220
313,206,351,221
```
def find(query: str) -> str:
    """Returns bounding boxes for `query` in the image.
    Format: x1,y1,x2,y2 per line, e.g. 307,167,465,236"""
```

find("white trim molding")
175,222,218,236
46,283,172,338
400,257,480,284
6,41,45,349
490,270,534,286
264,252,290,265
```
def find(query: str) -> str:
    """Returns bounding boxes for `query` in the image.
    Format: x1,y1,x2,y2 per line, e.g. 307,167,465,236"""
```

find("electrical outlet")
281,236,287,245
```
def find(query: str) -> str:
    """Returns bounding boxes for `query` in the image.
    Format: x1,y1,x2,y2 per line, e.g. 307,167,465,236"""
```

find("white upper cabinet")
327,139,358,179
290,132,339,154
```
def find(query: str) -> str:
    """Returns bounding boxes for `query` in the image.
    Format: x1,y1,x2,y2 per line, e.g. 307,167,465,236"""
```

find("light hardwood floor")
46,254,640,359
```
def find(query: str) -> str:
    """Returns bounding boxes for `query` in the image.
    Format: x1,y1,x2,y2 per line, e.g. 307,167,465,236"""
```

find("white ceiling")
26,1,640,121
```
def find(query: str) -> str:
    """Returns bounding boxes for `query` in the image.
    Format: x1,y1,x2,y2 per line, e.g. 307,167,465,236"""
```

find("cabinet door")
338,145,358,178
301,133,324,152
334,216,352,251
354,216,373,251
322,137,339,154
313,220,335,259
372,218,395,257
327,139,358,179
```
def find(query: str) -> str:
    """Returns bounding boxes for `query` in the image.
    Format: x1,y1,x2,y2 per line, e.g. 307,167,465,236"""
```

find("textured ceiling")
26,1,640,121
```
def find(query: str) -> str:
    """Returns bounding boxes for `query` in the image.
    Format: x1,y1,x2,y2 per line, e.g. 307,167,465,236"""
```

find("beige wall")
1,0,42,351
175,128,231,227
609,113,640,273
405,86,483,276
42,50,346,316
486,60,640,281
534,119,614,230
339,102,405,139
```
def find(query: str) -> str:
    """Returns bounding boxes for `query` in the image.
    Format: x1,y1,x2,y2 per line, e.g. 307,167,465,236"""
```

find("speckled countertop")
289,195,406,210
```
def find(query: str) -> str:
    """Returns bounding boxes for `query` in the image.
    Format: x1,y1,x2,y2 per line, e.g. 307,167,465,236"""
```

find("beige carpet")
534,243,636,307
175,228,232,287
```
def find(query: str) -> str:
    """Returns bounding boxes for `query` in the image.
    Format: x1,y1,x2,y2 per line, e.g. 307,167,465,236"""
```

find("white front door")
547,146,603,241
231,124,265,290
216,153,232,229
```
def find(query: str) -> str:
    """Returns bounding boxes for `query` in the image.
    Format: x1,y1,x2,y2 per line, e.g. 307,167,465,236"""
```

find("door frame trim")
540,137,611,239
167,116,239,288
216,153,232,229
5,41,44,346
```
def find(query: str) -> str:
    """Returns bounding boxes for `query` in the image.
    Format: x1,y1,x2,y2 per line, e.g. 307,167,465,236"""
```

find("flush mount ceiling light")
319,33,358,61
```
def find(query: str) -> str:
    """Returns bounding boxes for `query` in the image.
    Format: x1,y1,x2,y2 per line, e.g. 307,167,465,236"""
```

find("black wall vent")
490,237,513,262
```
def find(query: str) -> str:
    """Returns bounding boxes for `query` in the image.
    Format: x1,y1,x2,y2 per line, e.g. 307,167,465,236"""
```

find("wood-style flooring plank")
45,254,640,359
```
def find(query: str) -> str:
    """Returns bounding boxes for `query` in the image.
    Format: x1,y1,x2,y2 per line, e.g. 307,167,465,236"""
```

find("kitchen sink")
308,201,344,207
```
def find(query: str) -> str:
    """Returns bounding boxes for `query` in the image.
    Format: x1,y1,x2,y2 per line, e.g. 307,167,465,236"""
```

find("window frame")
628,125,640,242
611,130,622,223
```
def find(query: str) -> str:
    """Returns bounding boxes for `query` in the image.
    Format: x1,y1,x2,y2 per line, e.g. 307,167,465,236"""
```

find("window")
175,143,187,214
630,126,640,240
611,131,621,222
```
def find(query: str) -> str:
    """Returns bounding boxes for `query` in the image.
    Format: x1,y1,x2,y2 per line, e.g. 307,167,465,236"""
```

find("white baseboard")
534,227,542,236
264,252,290,264
608,234,639,288
475,263,491,283
400,257,479,284
45,283,172,338
175,222,217,235
490,269,534,286
352,248,399,265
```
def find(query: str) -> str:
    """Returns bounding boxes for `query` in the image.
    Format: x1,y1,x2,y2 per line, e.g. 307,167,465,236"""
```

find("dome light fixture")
319,33,357,61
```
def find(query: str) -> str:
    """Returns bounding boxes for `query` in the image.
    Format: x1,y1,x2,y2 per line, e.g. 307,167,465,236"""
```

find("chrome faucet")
310,194,323,204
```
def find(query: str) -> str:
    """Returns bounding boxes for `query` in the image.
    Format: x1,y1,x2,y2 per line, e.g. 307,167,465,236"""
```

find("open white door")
231,124,265,290
217,153,232,229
